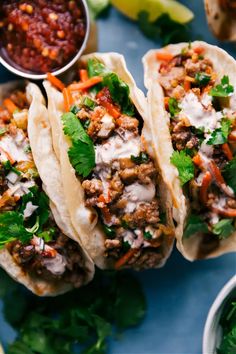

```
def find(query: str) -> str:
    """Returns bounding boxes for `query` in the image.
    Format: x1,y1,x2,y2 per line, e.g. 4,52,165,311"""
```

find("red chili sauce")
0,1,87,74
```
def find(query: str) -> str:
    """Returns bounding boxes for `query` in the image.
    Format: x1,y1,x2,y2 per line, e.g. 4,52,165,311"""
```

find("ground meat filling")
77,84,172,269
7,233,86,286
158,45,236,244
0,90,87,286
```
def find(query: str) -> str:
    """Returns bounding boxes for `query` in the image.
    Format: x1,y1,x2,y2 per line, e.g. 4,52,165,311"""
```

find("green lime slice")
111,0,194,24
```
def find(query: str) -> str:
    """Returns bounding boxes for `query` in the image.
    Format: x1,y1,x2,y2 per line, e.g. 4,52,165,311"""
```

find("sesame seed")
57,30,65,39
8,23,13,31
26,4,33,14
42,48,49,57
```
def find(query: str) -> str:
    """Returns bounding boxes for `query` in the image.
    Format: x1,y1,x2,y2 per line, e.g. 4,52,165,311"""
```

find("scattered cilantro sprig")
0,270,146,354
170,150,194,185
218,298,236,354
62,112,95,178
207,119,231,145
212,219,234,240
210,76,234,98
87,59,135,116
168,98,180,118
223,156,236,194
183,214,208,239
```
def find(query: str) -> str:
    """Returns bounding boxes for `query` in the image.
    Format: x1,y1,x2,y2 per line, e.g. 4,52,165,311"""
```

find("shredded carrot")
192,154,202,167
185,76,195,82
200,171,212,204
102,206,111,223
209,160,225,185
68,76,103,91
79,69,89,82
0,147,15,165
47,73,65,91
164,97,170,109
115,248,139,269
211,206,236,218
98,194,107,204
222,143,233,161
63,88,73,112
194,46,204,54
156,52,174,62
184,79,191,92
101,101,121,119
3,99,18,114
0,190,12,208
228,131,236,141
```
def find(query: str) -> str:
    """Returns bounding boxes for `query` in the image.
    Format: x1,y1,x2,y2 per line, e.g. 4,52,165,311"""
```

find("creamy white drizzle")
97,113,115,138
23,201,39,219
95,133,140,165
179,92,222,131
43,253,67,276
123,182,156,213
8,180,35,197
0,134,30,162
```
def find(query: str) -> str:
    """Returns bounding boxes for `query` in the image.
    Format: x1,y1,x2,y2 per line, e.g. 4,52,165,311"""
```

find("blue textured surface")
0,2,236,354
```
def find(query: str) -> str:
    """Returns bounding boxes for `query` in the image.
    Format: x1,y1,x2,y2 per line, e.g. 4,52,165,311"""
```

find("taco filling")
0,90,87,286
156,44,236,254
50,59,173,269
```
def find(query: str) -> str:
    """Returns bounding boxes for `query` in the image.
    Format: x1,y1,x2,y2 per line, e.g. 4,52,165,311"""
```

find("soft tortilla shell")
143,41,236,260
45,52,175,269
204,0,236,41
0,81,94,296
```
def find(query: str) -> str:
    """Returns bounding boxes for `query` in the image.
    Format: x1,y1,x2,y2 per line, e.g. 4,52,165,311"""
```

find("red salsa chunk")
0,0,86,74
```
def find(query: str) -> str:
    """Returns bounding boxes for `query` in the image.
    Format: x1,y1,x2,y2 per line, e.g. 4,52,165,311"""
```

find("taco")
143,41,236,260
0,81,94,296
44,53,175,270
204,0,236,41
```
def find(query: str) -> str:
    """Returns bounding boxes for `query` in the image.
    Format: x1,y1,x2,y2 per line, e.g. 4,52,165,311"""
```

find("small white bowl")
203,275,236,354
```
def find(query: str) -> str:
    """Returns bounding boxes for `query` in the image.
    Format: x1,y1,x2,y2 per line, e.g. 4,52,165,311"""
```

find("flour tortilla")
143,41,236,260
45,52,175,269
204,0,236,41
0,81,94,296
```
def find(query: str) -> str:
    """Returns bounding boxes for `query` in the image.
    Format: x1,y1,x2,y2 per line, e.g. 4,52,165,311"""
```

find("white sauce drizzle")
23,202,38,219
43,253,67,276
123,182,156,213
0,134,30,162
97,113,115,138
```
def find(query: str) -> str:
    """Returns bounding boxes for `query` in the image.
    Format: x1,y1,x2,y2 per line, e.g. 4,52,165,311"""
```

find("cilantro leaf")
184,214,209,238
68,140,95,178
170,150,195,185
212,219,234,239
131,152,149,164
0,211,33,248
137,11,193,45
87,60,135,116
218,327,236,354
62,112,95,177
210,75,234,98
144,231,152,240
207,119,231,145
168,97,180,118
62,112,90,144
19,187,50,232
8,341,35,354
195,72,211,87
223,156,236,193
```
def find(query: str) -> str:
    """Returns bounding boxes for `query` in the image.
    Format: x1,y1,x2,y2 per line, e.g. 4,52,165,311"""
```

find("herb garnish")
210,76,234,98
0,127,7,136
223,156,236,193
183,214,208,238
87,59,135,116
212,219,234,239
218,298,236,354
207,119,231,145
131,152,149,164
168,97,180,118
62,112,95,178
144,231,152,240
82,96,97,110
3,160,21,176
170,150,195,185
0,270,146,354
195,72,211,87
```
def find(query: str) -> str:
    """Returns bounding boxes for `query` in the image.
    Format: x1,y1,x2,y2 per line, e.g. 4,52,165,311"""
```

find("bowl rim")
0,0,90,80
202,274,236,354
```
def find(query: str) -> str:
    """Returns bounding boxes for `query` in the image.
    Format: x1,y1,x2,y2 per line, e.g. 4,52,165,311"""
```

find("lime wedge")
111,0,194,24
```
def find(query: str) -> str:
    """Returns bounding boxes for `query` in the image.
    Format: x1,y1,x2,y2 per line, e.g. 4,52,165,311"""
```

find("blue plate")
0,2,236,353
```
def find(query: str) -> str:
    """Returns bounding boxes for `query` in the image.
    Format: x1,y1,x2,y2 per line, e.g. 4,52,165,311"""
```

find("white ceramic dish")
203,274,236,354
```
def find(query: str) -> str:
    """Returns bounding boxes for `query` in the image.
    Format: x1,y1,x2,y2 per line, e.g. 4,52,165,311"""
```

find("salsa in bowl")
0,0,90,80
